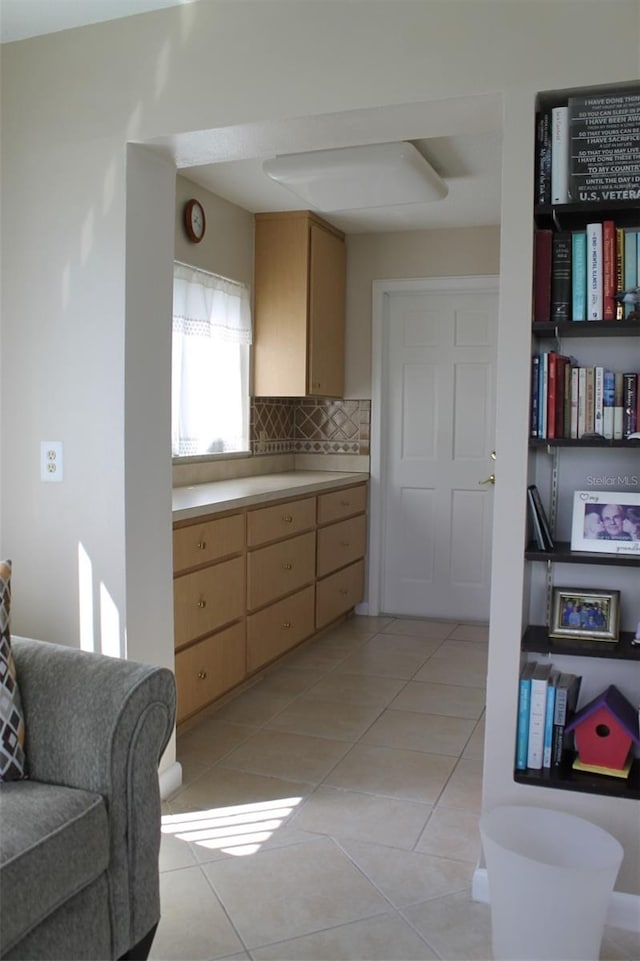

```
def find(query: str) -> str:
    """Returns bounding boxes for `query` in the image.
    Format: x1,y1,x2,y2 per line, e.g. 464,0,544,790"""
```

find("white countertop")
172,470,369,521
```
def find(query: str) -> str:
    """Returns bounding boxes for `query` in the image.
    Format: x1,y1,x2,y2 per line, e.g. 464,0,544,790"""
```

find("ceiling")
1,0,503,233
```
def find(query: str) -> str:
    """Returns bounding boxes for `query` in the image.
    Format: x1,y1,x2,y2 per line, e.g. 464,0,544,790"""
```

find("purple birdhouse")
566,684,640,770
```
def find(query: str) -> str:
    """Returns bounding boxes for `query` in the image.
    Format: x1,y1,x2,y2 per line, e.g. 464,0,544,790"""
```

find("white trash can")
480,805,623,961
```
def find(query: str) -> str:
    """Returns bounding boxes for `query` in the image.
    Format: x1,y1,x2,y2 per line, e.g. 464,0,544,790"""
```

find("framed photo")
570,491,640,557
550,587,620,643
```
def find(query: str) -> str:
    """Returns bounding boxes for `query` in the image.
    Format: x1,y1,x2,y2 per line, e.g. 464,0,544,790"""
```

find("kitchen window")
172,263,252,458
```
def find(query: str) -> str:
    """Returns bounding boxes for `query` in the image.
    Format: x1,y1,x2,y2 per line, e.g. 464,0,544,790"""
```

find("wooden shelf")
525,540,640,567
514,754,640,801
532,320,640,338
522,624,640,661
534,201,640,230
529,437,640,448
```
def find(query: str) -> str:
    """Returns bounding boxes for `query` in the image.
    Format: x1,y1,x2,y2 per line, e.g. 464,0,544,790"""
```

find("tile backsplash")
251,398,371,457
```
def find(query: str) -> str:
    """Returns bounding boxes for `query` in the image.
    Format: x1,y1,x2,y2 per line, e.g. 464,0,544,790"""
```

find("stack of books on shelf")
530,353,639,440
533,222,640,324
534,87,640,325
536,88,640,208
526,484,553,551
515,662,582,774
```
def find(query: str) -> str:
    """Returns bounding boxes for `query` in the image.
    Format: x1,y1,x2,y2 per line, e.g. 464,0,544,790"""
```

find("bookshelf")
519,82,640,802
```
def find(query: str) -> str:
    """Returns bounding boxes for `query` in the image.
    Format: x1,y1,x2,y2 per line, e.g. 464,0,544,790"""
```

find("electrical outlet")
41,441,63,482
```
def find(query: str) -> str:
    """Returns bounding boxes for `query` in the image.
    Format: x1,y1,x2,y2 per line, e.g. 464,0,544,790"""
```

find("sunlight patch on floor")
162,796,302,856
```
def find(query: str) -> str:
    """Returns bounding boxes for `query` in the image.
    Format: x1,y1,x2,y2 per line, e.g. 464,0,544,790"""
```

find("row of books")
515,662,582,772
530,353,639,441
533,222,640,323
535,88,640,206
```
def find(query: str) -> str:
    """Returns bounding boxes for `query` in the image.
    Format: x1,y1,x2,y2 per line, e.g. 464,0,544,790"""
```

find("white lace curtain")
172,263,252,457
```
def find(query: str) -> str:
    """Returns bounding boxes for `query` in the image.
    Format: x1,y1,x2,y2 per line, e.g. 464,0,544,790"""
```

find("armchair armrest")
11,637,176,959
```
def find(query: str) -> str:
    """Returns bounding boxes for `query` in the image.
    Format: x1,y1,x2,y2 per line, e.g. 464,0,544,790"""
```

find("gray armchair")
0,637,176,960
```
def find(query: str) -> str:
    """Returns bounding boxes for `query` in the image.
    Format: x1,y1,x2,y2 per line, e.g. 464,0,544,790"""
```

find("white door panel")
380,284,498,620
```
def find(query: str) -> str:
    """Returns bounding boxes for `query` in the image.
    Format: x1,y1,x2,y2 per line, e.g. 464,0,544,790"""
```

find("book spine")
615,228,626,320
551,684,569,768
527,673,550,770
594,366,604,437
578,366,587,438
547,352,558,438
623,373,638,437
614,371,625,440
515,673,533,771
533,229,553,323
535,111,552,206
584,366,595,435
551,232,572,322
563,360,572,439
530,355,540,438
539,352,548,440
571,231,586,321
603,220,616,320
586,223,603,320
570,366,579,439
543,679,557,769
624,230,638,317
603,369,615,440
551,106,569,204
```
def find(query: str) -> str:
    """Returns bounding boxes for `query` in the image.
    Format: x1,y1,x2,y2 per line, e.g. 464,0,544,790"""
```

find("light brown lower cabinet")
316,559,365,630
173,481,368,724
247,585,315,673
174,621,246,724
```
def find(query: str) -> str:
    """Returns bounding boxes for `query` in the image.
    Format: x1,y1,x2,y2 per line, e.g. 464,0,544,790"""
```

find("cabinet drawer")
173,513,244,574
247,585,315,673
315,559,365,629
247,531,316,611
317,484,367,525
174,555,245,648
317,514,367,578
175,622,246,724
247,496,316,547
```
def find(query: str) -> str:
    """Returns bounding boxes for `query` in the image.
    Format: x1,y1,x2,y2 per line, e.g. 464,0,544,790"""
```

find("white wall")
2,0,639,890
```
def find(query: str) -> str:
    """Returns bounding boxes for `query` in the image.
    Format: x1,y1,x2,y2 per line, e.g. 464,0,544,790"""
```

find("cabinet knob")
340,541,350,548
339,588,348,595
197,598,207,608
197,540,207,550
282,514,293,523
282,621,291,629
341,500,350,507
282,562,293,570
197,670,207,680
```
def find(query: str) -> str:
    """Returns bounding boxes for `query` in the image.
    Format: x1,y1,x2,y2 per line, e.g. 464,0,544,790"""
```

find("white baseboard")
159,761,182,801
472,867,640,933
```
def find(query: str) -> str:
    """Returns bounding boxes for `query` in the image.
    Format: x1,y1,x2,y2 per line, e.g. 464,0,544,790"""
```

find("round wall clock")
184,198,206,243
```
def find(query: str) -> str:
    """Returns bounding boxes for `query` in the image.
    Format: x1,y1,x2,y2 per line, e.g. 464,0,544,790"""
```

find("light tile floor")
154,616,639,961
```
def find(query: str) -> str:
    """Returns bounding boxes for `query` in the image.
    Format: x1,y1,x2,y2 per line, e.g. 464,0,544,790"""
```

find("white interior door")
378,279,498,621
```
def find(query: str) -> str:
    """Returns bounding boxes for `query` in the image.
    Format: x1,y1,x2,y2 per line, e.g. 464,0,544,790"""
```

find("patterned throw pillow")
0,560,27,780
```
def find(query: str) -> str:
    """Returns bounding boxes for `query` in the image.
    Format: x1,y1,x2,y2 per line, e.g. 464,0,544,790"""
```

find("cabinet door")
316,559,365,629
247,585,315,673
174,555,245,649
317,514,367,578
308,222,345,398
247,531,316,611
253,214,308,396
175,622,246,724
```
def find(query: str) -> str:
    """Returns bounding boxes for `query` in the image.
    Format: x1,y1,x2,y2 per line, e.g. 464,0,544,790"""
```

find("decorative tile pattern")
250,399,371,457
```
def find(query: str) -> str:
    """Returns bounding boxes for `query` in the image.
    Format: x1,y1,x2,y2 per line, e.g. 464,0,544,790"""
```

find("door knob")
479,473,495,486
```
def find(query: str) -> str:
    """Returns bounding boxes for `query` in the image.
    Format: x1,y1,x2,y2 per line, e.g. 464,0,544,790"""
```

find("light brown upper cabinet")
253,211,346,397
